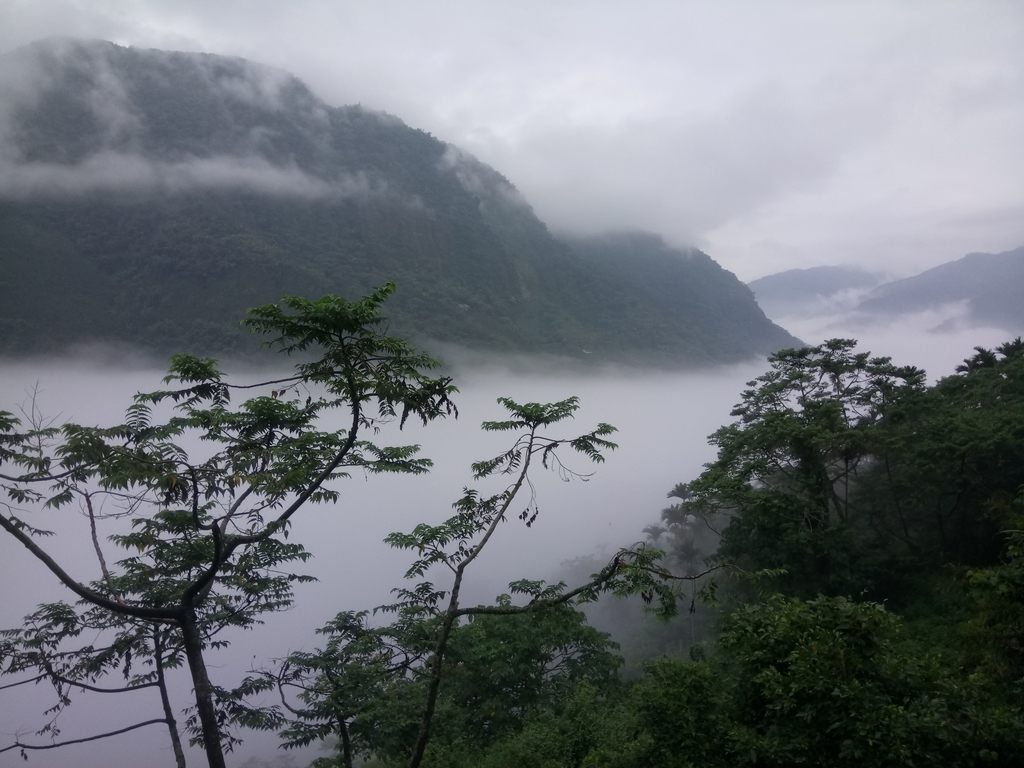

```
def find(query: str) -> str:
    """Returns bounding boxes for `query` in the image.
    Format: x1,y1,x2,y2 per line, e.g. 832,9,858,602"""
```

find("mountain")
854,247,1024,332
567,232,799,360
747,265,885,320
0,38,798,365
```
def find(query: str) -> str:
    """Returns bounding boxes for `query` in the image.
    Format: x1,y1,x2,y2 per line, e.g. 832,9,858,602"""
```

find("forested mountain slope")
566,232,799,360
855,246,1024,331
0,38,798,364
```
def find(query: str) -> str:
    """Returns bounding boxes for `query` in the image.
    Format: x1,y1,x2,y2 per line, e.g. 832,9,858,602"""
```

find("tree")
884,338,1024,566
964,489,1024,690
478,592,1024,768
243,600,621,768
238,396,713,768
599,594,1024,768
1,600,190,766
0,283,456,767
385,396,687,768
230,609,427,768
682,339,926,596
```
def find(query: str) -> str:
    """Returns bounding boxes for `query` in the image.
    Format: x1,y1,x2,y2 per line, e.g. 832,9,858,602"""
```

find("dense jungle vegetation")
311,336,1024,768
3,289,1022,766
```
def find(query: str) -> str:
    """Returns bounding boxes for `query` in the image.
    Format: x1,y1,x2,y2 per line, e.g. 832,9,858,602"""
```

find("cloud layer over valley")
0,313,1009,765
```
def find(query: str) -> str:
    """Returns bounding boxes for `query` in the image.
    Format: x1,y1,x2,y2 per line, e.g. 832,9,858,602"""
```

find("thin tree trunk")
338,717,353,768
181,608,226,768
407,573,464,768
406,426,540,768
155,630,187,768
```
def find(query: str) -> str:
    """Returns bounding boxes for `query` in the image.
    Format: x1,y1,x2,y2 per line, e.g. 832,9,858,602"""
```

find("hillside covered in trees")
0,38,796,364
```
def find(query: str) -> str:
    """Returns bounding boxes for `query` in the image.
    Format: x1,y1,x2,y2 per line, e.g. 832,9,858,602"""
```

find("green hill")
0,38,798,364
567,232,799,361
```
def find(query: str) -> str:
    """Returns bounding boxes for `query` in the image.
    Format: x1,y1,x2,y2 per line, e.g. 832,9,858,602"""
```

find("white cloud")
439,145,529,211
0,0,1022,278
0,151,373,198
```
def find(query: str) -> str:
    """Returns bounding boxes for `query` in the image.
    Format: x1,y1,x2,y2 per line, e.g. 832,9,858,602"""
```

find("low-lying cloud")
0,151,381,199
439,144,530,212
771,303,1017,382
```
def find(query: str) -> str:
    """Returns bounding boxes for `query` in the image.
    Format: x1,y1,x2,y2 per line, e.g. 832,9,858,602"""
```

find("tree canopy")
1,283,456,766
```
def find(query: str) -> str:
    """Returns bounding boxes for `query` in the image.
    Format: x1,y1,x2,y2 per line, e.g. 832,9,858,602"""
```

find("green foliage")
880,339,1024,567
242,337,1023,768
964,491,1024,689
442,606,621,736
517,337,1024,768
404,338,1024,767
0,285,455,764
677,338,1024,602
599,595,1024,768
682,339,926,596
232,596,623,768
8,298,1024,767
461,595,1024,768
236,395,697,768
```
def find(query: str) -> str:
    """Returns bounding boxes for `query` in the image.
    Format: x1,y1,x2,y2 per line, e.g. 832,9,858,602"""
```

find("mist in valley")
0,3,1022,766
1,314,1014,767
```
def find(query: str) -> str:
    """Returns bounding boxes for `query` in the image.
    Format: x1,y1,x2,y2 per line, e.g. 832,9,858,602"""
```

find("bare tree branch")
0,718,169,754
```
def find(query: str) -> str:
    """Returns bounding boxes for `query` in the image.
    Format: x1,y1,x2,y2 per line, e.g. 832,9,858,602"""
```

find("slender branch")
453,569,617,618
154,630,187,768
224,483,256,521
449,562,730,619
190,466,215,532
276,666,307,718
408,428,538,768
0,513,177,622
82,491,121,602
223,376,304,390
47,672,161,695
0,467,81,483
0,675,46,691
182,514,224,606
0,719,169,753
640,562,733,583
461,428,536,573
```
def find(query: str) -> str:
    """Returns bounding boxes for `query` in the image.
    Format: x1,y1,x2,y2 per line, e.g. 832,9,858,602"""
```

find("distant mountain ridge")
0,38,798,365
855,247,1024,330
748,248,1024,334
747,266,886,319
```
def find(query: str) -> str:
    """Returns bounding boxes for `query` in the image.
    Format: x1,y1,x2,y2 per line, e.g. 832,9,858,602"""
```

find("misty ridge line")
0,145,528,216
749,246,1024,341
0,38,526,210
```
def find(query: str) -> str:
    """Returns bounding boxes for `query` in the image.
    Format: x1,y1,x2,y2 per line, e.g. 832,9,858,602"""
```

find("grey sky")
1,0,1022,280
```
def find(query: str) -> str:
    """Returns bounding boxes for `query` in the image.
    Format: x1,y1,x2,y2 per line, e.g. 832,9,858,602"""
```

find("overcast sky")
1,0,1022,280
